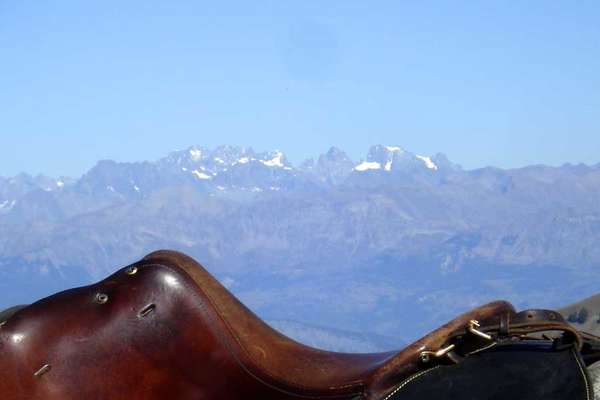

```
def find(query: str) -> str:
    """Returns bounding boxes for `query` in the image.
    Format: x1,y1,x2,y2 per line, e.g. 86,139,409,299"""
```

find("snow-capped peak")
416,155,438,170
364,145,402,172
261,151,285,168
358,145,443,173
189,147,202,161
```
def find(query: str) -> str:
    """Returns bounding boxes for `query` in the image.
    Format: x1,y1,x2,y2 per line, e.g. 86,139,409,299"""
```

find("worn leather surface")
0,250,515,399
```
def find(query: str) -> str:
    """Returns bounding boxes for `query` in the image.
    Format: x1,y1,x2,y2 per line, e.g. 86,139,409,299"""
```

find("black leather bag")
385,340,592,400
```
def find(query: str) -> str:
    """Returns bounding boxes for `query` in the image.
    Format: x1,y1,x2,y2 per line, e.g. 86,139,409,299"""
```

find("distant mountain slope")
559,294,600,336
267,319,403,353
1,145,600,341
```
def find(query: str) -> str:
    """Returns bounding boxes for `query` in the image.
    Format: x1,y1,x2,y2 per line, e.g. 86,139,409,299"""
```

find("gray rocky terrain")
1,144,599,342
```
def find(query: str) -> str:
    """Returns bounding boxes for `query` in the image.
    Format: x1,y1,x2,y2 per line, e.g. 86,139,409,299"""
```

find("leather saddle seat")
0,250,516,400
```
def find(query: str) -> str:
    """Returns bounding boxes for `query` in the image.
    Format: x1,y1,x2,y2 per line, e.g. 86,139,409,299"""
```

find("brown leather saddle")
0,250,598,399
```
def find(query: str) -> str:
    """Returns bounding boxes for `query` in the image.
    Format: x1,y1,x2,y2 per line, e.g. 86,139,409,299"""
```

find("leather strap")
447,309,584,352
499,312,510,336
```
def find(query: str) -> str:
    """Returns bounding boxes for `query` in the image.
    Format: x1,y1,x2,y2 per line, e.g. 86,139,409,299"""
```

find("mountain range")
1,144,600,343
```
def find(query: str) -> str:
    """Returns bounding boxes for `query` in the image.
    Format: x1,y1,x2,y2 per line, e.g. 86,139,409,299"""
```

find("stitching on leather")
152,261,362,398
572,347,592,400
381,366,441,400
465,341,497,356
380,347,592,400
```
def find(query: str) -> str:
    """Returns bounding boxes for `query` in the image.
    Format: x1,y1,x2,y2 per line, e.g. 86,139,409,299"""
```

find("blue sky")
1,1,599,177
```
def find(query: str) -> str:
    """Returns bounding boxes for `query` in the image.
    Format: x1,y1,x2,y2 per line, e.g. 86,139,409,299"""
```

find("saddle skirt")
0,250,596,399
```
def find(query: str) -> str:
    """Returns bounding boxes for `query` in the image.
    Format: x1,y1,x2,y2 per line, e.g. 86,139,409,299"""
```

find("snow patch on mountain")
189,147,202,161
0,200,16,211
355,161,381,172
192,170,212,180
261,151,285,168
416,155,438,170
385,146,404,152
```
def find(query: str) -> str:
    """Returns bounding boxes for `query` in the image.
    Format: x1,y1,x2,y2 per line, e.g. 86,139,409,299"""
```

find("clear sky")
1,1,599,177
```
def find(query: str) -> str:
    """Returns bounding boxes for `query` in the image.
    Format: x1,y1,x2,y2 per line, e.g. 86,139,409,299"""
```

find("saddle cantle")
0,250,596,399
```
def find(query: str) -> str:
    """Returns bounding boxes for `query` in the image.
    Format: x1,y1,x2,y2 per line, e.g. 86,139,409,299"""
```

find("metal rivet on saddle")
33,364,51,378
125,266,138,275
95,293,109,304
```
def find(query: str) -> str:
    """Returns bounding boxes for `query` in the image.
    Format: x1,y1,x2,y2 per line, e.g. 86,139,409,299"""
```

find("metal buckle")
419,319,494,363
419,344,456,363
468,320,493,340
